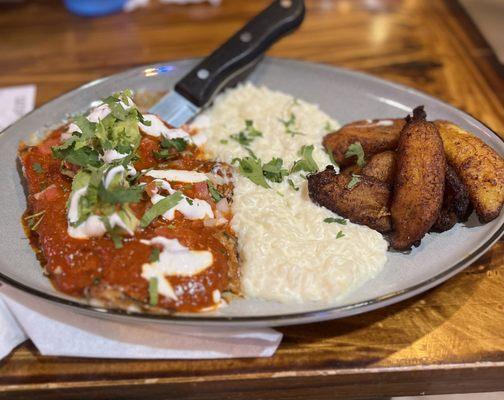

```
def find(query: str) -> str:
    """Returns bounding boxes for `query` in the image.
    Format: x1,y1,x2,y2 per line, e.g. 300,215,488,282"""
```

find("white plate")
0,58,502,327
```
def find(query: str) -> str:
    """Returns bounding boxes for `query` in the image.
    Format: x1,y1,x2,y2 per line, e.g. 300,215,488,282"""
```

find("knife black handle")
174,0,305,108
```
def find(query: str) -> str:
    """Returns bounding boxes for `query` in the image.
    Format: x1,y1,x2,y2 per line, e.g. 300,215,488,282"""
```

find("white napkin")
0,84,36,131
0,286,282,360
0,84,282,360
124,0,221,12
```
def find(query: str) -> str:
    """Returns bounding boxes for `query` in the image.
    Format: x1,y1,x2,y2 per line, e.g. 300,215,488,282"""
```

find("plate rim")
1,56,503,327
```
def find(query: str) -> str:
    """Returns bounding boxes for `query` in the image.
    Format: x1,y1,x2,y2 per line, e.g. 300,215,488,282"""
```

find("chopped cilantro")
219,139,228,144
208,182,223,202
336,230,345,239
149,247,161,263
230,120,262,147
287,178,299,191
186,197,194,206
33,163,44,173
262,158,288,183
291,145,318,174
161,137,188,152
140,192,183,228
324,121,334,132
148,277,159,306
347,174,362,189
98,184,144,205
279,113,304,137
345,142,366,167
324,217,347,225
325,148,339,168
232,156,270,188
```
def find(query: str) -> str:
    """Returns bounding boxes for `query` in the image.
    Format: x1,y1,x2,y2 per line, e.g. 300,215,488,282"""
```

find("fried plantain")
308,166,392,233
435,120,504,223
431,164,473,232
361,150,396,186
390,106,445,250
323,118,405,167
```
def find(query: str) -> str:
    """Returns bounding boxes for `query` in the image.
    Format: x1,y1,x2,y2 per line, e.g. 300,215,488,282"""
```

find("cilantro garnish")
148,277,159,306
186,197,194,206
208,181,223,202
220,139,228,144
262,158,288,183
287,178,299,191
347,174,362,189
324,121,334,132
161,137,188,152
32,163,44,173
232,157,270,189
279,113,304,137
140,192,183,228
150,247,161,263
324,217,347,225
325,148,339,168
345,142,366,167
291,145,318,174
230,120,263,147
336,230,345,239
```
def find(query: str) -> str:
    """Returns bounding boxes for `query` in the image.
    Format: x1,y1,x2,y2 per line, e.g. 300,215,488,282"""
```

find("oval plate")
0,58,503,327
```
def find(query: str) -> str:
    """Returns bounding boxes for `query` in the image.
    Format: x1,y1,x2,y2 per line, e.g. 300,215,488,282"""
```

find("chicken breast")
361,150,396,186
435,120,504,223
323,118,405,167
308,166,392,233
390,106,446,250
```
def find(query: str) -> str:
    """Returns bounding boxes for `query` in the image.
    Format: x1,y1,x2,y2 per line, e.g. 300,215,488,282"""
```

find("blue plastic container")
63,0,127,17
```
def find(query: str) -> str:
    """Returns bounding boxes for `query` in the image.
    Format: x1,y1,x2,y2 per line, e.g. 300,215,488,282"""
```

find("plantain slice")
361,150,396,186
431,164,473,233
308,166,392,233
390,106,446,250
323,118,405,167
435,120,504,223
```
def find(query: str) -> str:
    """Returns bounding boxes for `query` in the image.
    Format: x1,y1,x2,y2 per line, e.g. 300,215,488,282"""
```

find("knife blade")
150,0,305,127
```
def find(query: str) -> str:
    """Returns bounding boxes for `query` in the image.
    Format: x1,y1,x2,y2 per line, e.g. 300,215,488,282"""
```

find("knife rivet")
280,0,292,8
240,32,252,43
197,69,210,80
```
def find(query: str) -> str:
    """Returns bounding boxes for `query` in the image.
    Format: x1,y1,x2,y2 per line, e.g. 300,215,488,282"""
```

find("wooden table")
1,1,503,399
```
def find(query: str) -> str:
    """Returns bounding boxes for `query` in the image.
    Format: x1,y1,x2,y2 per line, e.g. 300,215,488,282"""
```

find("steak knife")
149,0,305,127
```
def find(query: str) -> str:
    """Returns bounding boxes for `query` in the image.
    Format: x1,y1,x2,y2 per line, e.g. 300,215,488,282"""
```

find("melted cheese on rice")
197,84,388,304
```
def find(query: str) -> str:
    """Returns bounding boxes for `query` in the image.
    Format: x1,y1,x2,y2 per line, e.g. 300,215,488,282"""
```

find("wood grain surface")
0,0,503,399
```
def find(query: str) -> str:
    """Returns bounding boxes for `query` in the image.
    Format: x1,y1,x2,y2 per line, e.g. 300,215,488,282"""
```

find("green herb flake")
140,192,183,228
291,144,318,174
345,142,366,167
230,120,263,147
336,230,345,239
208,181,223,202
220,139,228,144
232,157,270,188
148,277,159,306
287,178,299,191
161,137,188,152
262,157,288,183
279,113,304,137
149,247,161,263
33,163,44,173
347,174,362,189
186,197,194,206
324,121,334,132
324,217,347,225
326,148,339,168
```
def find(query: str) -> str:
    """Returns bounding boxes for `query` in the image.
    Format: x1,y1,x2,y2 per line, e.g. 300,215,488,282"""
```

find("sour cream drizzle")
140,237,214,300
146,169,208,183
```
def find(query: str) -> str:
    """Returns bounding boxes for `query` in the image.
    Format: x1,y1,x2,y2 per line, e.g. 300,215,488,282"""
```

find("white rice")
194,83,388,304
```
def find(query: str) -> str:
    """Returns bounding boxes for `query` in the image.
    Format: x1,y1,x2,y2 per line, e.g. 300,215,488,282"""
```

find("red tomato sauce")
19,127,237,313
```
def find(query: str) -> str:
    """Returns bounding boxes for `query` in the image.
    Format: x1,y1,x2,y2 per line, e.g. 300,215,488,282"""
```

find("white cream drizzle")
150,179,214,221
140,237,214,300
101,149,128,163
145,169,208,183
66,184,134,239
